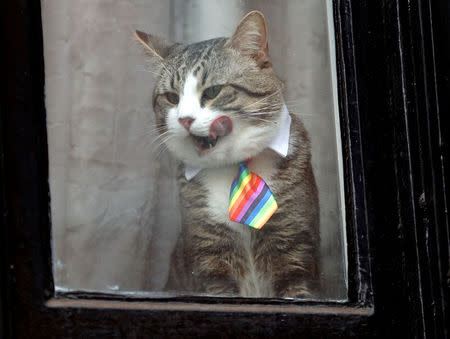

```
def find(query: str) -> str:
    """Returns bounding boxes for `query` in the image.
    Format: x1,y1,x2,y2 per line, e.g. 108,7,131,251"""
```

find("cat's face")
137,11,284,168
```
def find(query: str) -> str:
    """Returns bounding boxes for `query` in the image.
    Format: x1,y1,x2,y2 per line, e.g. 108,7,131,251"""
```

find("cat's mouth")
190,135,220,153
190,116,233,155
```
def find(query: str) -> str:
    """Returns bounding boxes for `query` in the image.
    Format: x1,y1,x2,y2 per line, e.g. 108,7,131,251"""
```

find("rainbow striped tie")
229,162,278,229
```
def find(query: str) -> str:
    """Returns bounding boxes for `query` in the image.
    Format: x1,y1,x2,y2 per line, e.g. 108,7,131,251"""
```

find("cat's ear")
135,30,173,60
226,11,269,68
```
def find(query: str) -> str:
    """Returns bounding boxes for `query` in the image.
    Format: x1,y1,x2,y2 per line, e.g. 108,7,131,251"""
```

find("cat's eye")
202,85,223,101
165,92,179,105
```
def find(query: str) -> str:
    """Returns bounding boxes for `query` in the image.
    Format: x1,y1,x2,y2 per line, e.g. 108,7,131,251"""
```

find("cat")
136,11,320,298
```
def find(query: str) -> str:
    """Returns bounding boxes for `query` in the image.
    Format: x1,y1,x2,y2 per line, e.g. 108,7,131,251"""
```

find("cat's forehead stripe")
201,70,208,86
193,65,201,77
167,38,226,89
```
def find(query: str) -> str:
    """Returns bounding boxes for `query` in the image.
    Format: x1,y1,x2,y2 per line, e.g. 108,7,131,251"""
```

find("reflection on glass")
43,0,347,300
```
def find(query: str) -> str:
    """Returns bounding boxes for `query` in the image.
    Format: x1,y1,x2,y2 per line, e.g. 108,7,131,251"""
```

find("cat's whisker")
254,107,284,114
249,104,284,111
154,134,176,159
226,107,281,122
248,100,304,111
247,112,279,116
247,117,279,124
246,101,317,116
152,131,172,147
147,126,168,135
131,126,167,144
248,109,318,119
156,146,170,159
135,127,171,150
251,98,303,108
151,140,168,158
225,109,279,124
154,143,167,156
140,124,166,134
246,103,281,111
154,131,174,146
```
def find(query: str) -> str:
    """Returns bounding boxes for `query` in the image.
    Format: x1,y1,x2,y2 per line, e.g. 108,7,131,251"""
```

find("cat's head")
136,11,284,168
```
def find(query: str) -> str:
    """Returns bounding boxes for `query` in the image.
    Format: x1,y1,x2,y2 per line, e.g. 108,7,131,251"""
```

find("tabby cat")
136,11,320,298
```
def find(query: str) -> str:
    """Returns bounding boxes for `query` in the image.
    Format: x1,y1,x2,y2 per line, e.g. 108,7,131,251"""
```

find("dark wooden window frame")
1,0,448,337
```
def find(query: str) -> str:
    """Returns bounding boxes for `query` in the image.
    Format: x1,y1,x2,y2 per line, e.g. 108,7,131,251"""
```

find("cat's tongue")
209,116,232,139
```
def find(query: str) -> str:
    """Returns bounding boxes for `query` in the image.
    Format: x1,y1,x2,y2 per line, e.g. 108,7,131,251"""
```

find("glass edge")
325,0,349,293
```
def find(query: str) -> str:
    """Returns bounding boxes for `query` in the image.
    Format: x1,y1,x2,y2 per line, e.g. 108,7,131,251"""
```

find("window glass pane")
43,0,347,300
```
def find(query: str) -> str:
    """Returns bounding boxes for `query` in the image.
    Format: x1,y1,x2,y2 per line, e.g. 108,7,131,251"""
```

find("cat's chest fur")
197,149,279,233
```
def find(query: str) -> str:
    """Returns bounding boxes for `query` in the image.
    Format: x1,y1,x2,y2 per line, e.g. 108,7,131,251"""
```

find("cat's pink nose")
178,117,195,131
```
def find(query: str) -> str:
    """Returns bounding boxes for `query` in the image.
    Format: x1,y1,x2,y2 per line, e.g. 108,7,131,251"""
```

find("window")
1,0,447,337
45,1,348,300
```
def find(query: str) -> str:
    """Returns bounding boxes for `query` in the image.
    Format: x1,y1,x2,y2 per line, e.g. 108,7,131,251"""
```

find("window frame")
1,0,448,337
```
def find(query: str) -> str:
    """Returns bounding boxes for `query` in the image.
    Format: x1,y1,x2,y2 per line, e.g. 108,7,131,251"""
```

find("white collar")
185,103,291,180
